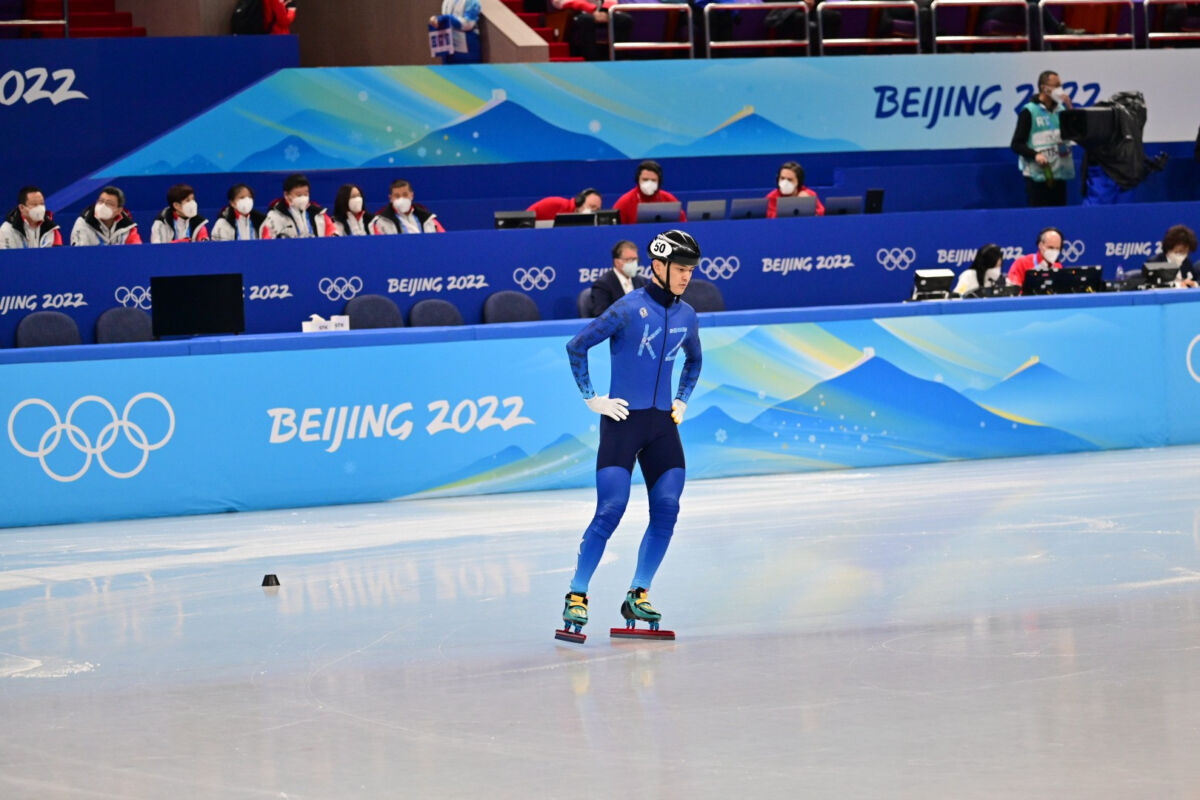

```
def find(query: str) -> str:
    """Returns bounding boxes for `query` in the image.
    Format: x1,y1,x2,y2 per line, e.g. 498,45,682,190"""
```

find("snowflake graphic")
283,144,301,163
715,428,728,444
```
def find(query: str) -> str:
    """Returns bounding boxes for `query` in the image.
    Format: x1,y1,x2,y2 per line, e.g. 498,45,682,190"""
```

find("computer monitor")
824,196,864,215
1020,269,1054,296
1143,260,1180,288
729,198,768,220
150,273,245,338
775,195,817,217
493,211,536,230
1051,265,1105,293
910,269,954,301
865,188,885,214
595,209,620,226
635,202,682,224
554,210,621,227
685,199,727,221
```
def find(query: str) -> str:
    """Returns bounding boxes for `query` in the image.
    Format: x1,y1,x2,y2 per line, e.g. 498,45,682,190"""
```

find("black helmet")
647,229,701,267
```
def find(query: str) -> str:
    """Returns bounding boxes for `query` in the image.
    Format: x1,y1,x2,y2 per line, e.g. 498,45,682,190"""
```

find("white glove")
585,394,629,421
671,399,687,425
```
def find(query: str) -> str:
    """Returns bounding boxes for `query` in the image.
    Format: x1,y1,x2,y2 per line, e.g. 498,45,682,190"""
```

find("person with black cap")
557,229,703,643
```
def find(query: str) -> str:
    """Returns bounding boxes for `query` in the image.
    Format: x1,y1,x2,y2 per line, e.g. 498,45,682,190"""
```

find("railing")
817,1,922,54
703,2,810,58
1145,0,1200,45
930,0,1031,51
608,3,694,60
1038,0,1135,48
0,0,70,37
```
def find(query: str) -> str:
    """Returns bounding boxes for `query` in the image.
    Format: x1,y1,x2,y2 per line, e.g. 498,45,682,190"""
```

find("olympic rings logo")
1060,239,1086,263
8,393,175,482
1188,335,1200,385
699,256,740,281
877,247,916,271
318,276,363,302
114,286,152,310
513,267,556,291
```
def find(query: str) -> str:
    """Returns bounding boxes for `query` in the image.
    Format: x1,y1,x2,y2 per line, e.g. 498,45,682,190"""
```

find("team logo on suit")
8,393,175,482
877,247,916,271
1060,240,1086,264
513,267,556,291
319,276,363,302
699,256,739,281
114,286,152,310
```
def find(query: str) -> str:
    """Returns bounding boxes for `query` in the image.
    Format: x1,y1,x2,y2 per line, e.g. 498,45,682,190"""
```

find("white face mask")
25,204,46,223
1042,248,1061,264
291,194,310,212
984,266,1001,285
348,196,364,214
94,202,115,222
1049,87,1068,104
639,179,658,196
778,179,797,195
1167,251,1187,268
393,197,413,214
179,200,198,219
621,261,640,279
235,197,254,215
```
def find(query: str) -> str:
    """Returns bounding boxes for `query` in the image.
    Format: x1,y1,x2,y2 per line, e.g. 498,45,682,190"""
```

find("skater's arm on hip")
675,323,702,404
566,307,624,398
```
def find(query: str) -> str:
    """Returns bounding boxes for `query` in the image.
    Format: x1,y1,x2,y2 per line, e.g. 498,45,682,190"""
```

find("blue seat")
408,298,464,327
482,290,541,324
681,279,726,312
15,311,82,348
577,287,593,318
344,294,404,329
96,307,154,344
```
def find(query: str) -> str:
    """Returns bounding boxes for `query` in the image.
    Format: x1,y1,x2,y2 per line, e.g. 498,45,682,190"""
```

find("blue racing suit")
565,280,702,594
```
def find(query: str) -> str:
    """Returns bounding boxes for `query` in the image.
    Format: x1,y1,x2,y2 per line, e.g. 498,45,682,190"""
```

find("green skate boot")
555,592,588,643
611,588,674,639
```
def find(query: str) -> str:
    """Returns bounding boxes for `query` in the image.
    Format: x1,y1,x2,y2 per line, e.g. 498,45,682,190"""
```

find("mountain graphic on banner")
648,107,858,158
235,135,354,171
419,433,596,496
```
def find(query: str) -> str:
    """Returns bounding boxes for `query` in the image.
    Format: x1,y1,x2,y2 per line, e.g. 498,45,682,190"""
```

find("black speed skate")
555,592,588,643
611,587,675,640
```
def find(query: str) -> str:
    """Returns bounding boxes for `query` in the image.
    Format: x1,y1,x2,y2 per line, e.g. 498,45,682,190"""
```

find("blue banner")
0,37,299,195
2,293,1199,528
0,201,1197,346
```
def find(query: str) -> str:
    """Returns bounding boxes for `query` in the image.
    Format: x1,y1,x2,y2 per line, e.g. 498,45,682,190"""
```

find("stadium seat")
344,294,404,329
95,307,153,344
483,291,541,323
682,279,726,312
577,287,593,318
15,310,82,348
408,298,464,327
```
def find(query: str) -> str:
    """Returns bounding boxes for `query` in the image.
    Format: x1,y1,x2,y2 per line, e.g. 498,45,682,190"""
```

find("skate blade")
610,627,675,640
555,629,587,644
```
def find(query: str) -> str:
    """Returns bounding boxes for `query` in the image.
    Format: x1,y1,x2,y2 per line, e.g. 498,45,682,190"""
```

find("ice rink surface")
4,446,1200,798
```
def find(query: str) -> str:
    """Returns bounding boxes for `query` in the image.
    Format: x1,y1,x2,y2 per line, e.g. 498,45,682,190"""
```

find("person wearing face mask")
1011,70,1076,208
370,179,445,235
332,184,374,237
265,174,336,239
613,161,686,226
211,184,270,242
1145,224,1198,288
70,186,142,246
526,188,603,222
151,184,209,244
765,161,825,218
587,240,647,317
1007,227,1064,289
0,185,61,249
953,244,1005,297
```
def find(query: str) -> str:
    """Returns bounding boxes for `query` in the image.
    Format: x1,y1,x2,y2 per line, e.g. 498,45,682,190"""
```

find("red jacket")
553,0,620,11
264,0,295,34
766,187,825,218
527,196,577,222
1007,252,1061,287
613,187,686,225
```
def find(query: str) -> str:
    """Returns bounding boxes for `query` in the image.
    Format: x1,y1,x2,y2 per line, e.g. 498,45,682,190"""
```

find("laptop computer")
685,199,727,221
824,196,864,215
729,198,768,220
150,273,245,338
1051,265,1105,293
776,195,818,217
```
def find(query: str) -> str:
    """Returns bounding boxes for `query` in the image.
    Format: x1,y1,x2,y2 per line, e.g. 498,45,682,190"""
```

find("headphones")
575,187,600,209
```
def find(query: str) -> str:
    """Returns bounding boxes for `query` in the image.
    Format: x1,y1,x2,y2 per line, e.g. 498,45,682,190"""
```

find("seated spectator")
1146,224,1198,288
264,0,296,34
70,186,141,246
1007,226,1063,288
371,179,445,235
766,161,825,218
151,184,209,244
429,0,482,64
613,160,686,225
211,184,270,241
553,0,633,61
953,244,1004,296
332,183,374,236
265,174,336,238
527,188,603,222
0,185,61,249
589,239,647,316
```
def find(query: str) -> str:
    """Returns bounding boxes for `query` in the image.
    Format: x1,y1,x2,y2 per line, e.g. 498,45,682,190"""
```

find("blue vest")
1019,101,1076,183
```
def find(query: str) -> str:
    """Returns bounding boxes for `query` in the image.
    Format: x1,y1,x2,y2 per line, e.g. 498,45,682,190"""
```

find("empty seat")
682,279,726,312
344,294,404,329
15,310,82,348
577,287,594,318
482,290,541,323
95,307,153,344
408,298,464,327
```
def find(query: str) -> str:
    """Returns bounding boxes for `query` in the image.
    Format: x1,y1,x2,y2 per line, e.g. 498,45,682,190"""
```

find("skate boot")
611,587,675,640
555,592,588,643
